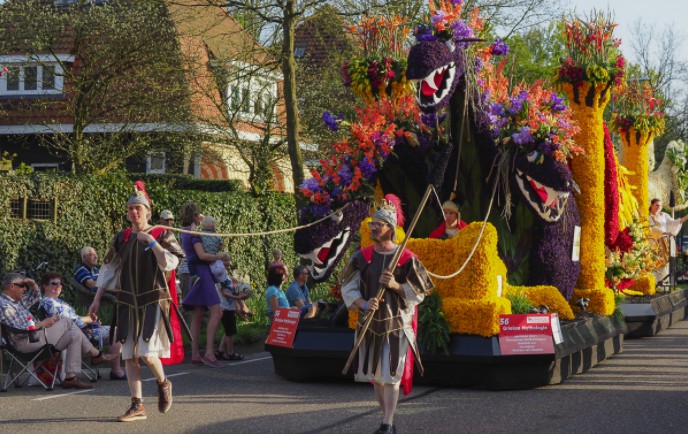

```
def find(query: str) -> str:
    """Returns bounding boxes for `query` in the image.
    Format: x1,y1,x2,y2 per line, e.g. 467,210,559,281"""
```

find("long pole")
342,185,434,375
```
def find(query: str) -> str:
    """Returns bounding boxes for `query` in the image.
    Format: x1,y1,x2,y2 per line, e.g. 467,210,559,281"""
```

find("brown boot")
157,379,173,413
119,398,147,422
62,376,94,390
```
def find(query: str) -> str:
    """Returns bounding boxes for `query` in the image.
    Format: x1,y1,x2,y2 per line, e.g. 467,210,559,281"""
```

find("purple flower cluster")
548,92,566,112
490,38,509,56
449,19,475,47
322,111,344,132
507,90,529,115
450,0,463,4
414,25,437,43
512,126,534,145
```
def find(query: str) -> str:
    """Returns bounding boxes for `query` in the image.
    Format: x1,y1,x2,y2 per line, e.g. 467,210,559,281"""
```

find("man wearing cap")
429,200,467,239
341,196,434,434
88,181,184,422
159,209,175,226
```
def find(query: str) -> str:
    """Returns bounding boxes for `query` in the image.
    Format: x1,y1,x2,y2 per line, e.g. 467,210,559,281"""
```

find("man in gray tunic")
341,197,434,434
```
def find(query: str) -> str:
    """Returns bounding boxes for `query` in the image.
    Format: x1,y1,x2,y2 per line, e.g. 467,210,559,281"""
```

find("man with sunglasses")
340,196,435,434
0,272,117,389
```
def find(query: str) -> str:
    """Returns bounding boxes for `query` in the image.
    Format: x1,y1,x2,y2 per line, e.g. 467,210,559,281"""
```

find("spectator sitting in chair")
0,272,117,390
285,265,318,319
74,246,100,292
38,271,126,380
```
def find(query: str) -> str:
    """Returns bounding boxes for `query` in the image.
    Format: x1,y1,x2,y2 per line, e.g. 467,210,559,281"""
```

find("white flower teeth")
516,170,570,222
299,228,351,279
411,62,456,108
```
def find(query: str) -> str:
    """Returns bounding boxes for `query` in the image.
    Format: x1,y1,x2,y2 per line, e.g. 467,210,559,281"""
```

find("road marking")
32,389,94,401
228,356,271,366
143,372,190,382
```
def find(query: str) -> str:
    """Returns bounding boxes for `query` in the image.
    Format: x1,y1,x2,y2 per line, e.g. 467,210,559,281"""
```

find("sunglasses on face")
367,222,386,229
49,281,62,286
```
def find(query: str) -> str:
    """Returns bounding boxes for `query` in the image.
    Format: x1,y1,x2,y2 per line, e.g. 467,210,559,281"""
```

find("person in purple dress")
179,202,224,368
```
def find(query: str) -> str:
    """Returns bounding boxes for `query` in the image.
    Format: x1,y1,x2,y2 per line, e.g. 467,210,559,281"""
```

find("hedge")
0,172,299,319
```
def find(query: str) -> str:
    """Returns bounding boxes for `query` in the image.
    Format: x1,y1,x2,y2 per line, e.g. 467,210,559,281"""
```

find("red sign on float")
265,308,301,348
498,314,556,355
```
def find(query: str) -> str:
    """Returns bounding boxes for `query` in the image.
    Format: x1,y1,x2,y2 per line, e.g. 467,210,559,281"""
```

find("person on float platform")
649,198,688,288
341,196,435,434
89,181,184,422
428,200,467,239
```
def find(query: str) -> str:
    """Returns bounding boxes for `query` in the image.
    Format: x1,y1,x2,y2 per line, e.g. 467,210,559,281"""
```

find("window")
241,88,251,113
230,86,241,110
9,197,57,222
294,46,307,58
0,62,63,96
146,152,166,174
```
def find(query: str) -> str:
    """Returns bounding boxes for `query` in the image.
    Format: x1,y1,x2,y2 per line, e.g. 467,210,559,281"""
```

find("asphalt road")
2,321,688,433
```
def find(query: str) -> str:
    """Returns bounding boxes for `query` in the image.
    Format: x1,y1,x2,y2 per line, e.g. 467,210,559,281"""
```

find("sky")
564,0,688,64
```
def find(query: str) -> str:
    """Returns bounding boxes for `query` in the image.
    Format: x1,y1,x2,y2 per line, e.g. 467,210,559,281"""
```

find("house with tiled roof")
0,0,297,191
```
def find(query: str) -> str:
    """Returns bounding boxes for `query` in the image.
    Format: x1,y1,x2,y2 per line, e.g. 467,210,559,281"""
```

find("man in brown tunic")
341,198,434,434
89,182,184,422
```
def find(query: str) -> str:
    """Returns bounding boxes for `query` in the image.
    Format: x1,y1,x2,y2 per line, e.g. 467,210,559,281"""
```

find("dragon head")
513,151,579,223
407,39,465,113
294,199,370,282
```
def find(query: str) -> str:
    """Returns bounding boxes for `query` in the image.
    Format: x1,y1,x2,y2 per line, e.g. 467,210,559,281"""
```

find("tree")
0,0,193,174
628,20,688,161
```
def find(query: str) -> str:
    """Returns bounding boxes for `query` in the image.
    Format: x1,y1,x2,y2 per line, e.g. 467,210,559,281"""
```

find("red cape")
124,227,185,365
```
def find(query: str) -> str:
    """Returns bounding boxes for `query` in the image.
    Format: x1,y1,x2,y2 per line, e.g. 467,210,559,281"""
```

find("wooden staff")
342,184,434,375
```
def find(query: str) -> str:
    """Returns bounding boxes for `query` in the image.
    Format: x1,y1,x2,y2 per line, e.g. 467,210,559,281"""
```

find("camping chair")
1,323,62,392
69,277,117,311
35,305,101,382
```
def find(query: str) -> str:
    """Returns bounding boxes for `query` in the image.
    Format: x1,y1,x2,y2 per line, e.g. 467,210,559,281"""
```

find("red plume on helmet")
133,180,152,208
384,194,404,227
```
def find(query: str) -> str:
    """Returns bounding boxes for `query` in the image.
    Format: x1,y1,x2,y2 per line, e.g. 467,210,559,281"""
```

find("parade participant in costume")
428,200,467,239
341,196,434,434
89,181,184,422
649,198,688,288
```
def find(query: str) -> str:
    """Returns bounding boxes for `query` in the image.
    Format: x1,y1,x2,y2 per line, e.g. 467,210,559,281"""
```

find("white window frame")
0,54,73,96
146,151,166,174
225,62,279,122
30,163,60,171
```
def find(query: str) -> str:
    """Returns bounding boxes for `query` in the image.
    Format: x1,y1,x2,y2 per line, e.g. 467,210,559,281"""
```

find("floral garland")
603,123,620,246
557,11,625,88
615,159,640,229
611,80,665,137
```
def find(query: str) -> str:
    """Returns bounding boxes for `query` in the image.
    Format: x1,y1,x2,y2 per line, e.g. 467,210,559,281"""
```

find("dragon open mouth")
299,228,351,281
516,169,569,222
410,62,456,110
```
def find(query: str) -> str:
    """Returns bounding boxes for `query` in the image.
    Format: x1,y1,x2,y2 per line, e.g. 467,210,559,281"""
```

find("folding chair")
1,324,62,392
35,306,101,382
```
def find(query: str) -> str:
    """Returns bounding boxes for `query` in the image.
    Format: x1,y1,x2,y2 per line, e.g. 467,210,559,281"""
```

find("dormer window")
0,55,72,96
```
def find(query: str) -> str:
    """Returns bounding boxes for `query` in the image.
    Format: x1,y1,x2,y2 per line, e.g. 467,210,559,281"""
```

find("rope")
426,180,497,280
155,203,350,238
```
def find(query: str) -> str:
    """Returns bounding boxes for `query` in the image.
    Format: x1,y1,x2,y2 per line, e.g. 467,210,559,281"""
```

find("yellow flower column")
562,81,615,315
619,128,653,214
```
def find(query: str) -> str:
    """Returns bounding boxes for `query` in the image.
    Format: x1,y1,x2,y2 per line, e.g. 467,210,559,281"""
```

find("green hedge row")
0,172,299,318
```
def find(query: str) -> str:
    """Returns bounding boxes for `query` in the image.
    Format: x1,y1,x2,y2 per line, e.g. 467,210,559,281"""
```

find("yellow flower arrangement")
504,285,575,320
627,274,656,295
573,287,615,315
619,128,652,214
616,158,640,229
561,81,613,313
442,297,512,337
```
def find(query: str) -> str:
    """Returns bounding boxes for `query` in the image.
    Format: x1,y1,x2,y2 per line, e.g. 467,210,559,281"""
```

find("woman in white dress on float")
649,198,688,286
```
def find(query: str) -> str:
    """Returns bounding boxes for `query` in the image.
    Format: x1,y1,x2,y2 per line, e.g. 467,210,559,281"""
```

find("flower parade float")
267,4,626,390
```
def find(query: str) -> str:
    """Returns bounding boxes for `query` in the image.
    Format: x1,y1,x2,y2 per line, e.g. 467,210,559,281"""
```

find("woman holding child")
179,202,223,368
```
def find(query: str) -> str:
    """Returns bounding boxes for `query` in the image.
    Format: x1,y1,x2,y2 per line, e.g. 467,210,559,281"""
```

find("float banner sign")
498,314,556,355
266,308,301,348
